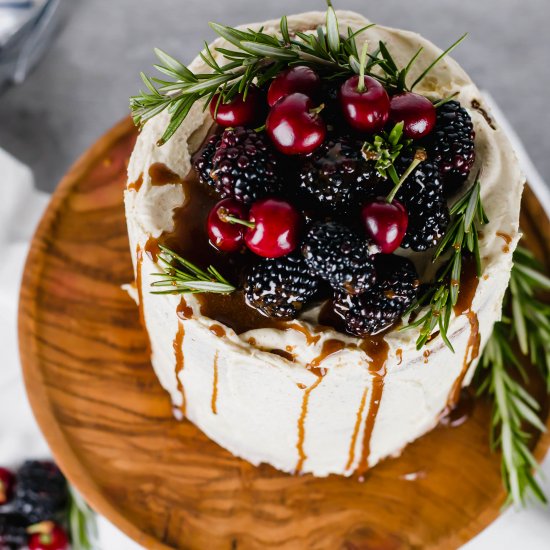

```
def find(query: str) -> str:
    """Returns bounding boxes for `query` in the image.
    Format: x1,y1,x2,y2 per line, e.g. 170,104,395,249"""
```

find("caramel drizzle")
447,311,480,409
211,352,219,415
209,324,226,338
356,362,388,476
173,321,186,415
176,297,194,320
295,376,323,473
144,236,161,262
135,245,146,329
284,322,321,346
396,348,403,366
127,173,143,192
345,386,368,471
496,231,512,253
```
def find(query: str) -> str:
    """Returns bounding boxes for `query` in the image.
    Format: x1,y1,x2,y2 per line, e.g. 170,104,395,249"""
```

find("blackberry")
0,514,28,549
195,127,282,204
302,222,378,295
334,255,419,336
394,156,450,251
244,254,319,319
298,137,382,217
426,100,475,191
194,134,220,188
11,462,67,524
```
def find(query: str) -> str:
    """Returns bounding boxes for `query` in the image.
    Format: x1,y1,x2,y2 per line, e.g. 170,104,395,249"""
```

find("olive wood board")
18,118,550,549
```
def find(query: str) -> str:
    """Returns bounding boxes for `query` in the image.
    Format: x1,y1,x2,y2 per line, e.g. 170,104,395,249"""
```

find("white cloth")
0,98,548,549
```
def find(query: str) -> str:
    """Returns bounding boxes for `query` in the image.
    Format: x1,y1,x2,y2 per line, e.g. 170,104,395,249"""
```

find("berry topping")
244,198,302,258
267,66,321,107
0,468,15,505
244,254,319,319
334,254,419,336
425,99,475,191
195,127,282,204
361,198,408,254
302,222,379,295
0,513,28,549
389,92,436,139
210,86,265,127
339,75,390,133
28,523,69,550
393,155,450,251
297,136,382,216
11,462,67,524
266,93,326,155
207,199,248,252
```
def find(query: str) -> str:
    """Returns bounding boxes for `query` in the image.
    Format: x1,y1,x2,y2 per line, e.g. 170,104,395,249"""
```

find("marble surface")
0,0,548,192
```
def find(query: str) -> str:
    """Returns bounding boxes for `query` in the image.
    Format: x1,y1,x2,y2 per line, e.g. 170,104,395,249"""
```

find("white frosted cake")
125,10,524,476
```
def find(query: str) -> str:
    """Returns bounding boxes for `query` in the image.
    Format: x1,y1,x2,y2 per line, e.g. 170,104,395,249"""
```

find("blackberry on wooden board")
11,461,67,524
394,155,450,251
244,254,319,319
302,222,379,295
194,127,282,204
297,136,382,217
334,255,419,336
425,100,475,191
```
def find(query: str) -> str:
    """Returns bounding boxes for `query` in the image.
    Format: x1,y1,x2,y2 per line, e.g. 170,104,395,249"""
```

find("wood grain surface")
18,119,550,550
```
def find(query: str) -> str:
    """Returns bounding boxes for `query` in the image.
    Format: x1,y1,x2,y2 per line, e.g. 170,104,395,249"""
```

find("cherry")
389,92,436,139
207,199,248,252
28,523,69,550
245,198,301,258
339,75,390,133
210,86,264,127
361,199,408,253
266,93,326,155
267,66,321,107
0,467,14,504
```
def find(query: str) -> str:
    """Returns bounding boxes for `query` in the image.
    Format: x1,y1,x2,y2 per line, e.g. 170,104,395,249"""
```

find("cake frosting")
124,11,524,476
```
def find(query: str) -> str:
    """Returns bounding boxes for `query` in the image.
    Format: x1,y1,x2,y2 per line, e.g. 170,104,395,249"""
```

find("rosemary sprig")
151,245,235,295
68,486,99,550
130,2,466,144
476,247,550,506
403,176,488,350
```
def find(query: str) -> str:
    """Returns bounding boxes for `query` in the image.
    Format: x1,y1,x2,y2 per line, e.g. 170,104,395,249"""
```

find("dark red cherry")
339,75,390,133
210,86,264,127
0,467,14,504
28,523,69,550
361,198,408,253
245,198,301,258
207,198,248,252
267,66,321,107
389,92,436,139
266,93,326,155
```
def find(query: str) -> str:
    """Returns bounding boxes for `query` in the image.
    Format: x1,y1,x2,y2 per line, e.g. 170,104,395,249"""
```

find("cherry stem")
386,148,427,204
357,40,369,93
218,207,255,229
309,103,325,116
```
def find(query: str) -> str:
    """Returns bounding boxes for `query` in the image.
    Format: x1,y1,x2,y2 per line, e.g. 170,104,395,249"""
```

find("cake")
124,9,524,477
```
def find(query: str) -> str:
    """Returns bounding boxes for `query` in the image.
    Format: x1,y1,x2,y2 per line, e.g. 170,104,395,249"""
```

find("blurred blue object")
0,0,67,93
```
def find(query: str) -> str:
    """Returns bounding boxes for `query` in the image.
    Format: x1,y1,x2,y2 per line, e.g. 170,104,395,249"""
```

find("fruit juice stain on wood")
211,352,219,415
149,163,184,186
173,321,186,416
176,297,194,320
496,231,512,253
127,173,143,192
209,324,226,338
345,386,368,471
356,338,390,476
295,375,323,473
